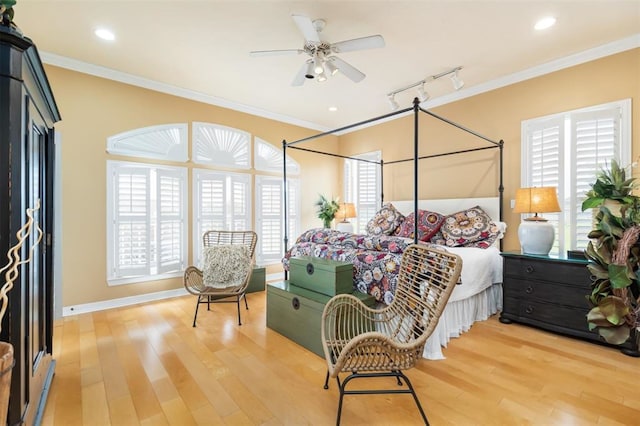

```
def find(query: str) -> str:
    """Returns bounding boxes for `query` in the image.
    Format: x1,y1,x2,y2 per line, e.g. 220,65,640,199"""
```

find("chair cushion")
202,245,252,288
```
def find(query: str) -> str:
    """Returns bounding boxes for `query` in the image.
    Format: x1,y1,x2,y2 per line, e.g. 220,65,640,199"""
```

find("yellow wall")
45,66,340,306
47,48,639,307
339,48,640,251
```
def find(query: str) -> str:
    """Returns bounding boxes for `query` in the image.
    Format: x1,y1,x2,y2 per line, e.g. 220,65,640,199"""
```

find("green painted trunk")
266,280,375,357
289,256,353,296
246,267,265,293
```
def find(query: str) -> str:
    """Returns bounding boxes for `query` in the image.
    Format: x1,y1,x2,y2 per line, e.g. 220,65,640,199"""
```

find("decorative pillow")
429,230,447,246
366,203,405,236
440,206,498,247
393,210,445,242
202,245,252,288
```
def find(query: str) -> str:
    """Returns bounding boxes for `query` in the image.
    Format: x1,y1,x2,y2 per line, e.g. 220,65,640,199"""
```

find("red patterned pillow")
365,203,405,236
393,210,445,242
440,206,498,247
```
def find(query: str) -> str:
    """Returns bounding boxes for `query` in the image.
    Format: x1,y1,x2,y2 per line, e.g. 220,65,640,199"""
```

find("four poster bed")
281,99,505,359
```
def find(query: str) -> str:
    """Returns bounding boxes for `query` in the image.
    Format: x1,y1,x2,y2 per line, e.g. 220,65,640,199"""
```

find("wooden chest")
289,256,353,296
266,280,375,357
246,267,265,293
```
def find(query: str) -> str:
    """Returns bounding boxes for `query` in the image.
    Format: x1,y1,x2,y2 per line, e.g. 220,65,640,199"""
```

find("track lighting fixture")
450,70,464,90
417,84,429,102
386,66,463,110
387,94,399,111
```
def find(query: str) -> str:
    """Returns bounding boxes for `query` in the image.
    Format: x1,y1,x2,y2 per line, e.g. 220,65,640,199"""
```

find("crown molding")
39,52,330,133
421,33,640,110
41,33,639,136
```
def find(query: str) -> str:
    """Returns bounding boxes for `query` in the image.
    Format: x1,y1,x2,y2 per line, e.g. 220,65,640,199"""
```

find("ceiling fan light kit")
249,14,385,86
386,66,465,110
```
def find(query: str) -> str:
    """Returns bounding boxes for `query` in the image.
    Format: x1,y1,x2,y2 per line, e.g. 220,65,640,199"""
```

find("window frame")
343,151,382,234
520,99,631,255
192,168,251,267
106,160,188,285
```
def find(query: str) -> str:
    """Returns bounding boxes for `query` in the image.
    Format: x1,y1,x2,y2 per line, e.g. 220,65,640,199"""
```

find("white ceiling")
12,1,640,131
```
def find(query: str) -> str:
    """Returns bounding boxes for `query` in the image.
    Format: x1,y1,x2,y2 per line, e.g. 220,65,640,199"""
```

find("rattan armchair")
321,244,462,425
184,230,258,326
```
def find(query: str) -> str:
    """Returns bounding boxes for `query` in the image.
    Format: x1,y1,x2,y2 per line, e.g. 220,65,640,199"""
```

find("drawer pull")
525,286,533,294
525,265,534,273
292,297,300,310
306,263,314,275
525,306,534,314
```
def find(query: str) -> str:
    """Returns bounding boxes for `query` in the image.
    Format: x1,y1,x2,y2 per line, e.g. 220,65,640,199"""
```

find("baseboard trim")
62,288,189,317
266,272,284,282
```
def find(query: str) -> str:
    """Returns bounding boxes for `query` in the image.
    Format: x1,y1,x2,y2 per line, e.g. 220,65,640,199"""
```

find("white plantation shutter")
255,176,300,265
193,169,251,266
107,161,187,283
111,165,151,277
344,151,381,234
523,117,564,254
522,99,630,255
157,169,187,273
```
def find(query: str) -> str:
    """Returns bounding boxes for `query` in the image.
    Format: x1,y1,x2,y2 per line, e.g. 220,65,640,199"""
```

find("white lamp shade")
518,220,555,255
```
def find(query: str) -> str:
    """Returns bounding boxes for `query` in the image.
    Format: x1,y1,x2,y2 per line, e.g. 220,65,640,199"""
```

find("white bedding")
445,245,503,302
390,197,505,359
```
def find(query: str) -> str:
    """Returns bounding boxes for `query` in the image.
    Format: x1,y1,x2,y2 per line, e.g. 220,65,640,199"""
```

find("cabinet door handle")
525,265,534,273
525,306,534,314
525,286,533,294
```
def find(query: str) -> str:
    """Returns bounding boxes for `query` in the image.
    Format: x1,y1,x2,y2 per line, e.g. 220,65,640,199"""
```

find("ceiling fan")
250,14,385,86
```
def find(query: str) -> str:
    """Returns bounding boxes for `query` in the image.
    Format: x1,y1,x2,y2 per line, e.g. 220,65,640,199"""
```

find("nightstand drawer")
504,256,591,286
503,296,590,333
502,278,591,309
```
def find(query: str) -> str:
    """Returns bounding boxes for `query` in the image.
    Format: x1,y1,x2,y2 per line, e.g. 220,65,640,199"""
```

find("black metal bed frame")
282,97,504,253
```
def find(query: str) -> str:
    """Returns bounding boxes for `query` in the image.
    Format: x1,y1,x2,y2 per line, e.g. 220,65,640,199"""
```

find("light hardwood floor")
41,290,640,425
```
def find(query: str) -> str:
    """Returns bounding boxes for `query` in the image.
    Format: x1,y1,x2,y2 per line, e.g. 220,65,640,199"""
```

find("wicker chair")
184,230,258,326
321,244,462,425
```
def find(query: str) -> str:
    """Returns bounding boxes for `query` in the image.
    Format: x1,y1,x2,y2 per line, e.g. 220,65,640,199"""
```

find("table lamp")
513,187,561,255
335,202,357,233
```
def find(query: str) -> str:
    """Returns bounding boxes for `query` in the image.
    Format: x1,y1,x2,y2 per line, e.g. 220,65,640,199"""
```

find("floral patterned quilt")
282,228,442,304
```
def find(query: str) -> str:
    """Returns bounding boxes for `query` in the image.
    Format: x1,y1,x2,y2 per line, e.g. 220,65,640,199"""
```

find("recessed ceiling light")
95,28,115,41
328,106,338,112
534,16,556,31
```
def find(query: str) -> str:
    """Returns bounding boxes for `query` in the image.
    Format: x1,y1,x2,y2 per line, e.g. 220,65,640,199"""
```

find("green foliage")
315,195,340,228
0,0,16,26
584,193,640,345
582,160,638,212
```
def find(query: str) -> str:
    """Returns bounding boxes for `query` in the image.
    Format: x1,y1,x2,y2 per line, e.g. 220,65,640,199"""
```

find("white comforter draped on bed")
422,245,503,359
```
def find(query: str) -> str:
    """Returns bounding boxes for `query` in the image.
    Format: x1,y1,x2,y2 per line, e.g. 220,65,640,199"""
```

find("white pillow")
202,245,252,288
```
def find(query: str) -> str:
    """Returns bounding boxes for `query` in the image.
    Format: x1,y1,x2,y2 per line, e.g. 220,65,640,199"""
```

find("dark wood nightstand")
500,251,639,356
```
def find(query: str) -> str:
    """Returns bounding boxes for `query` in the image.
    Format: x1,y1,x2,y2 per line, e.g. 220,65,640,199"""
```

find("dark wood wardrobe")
0,25,60,425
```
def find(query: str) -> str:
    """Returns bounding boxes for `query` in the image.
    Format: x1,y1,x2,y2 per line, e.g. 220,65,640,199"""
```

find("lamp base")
336,221,353,233
518,219,555,255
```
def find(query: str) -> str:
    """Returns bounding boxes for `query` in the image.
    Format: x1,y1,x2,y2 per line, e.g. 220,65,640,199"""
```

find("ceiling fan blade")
330,56,365,83
250,49,304,57
291,63,308,86
291,14,321,43
331,35,385,53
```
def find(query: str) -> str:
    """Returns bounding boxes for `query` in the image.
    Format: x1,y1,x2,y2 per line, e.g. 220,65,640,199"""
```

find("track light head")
387,94,399,111
417,84,429,102
450,71,464,90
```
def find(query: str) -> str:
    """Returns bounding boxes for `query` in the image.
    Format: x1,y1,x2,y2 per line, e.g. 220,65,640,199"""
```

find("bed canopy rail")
282,97,504,254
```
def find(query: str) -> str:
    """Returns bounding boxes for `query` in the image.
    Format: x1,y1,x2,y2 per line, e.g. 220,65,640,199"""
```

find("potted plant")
582,160,640,348
0,0,17,30
315,195,340,228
